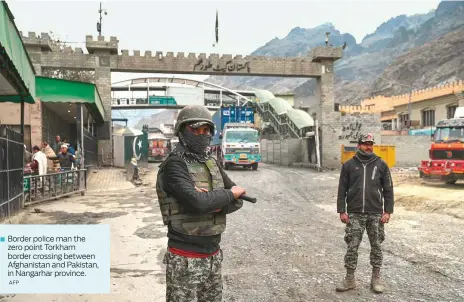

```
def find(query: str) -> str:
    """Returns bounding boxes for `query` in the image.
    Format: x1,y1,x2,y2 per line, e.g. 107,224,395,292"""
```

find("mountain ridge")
207,1,464,106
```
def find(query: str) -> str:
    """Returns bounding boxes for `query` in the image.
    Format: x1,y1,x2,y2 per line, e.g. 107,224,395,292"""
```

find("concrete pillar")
94,64,112,165
317,60,341,168
21,32,51,148
86,36,118,166
30,100,42,146
30,64,42,146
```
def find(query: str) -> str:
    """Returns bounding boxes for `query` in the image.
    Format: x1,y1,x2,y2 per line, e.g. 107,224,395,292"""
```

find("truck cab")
418,107,464,184
210,105,261,170
220,124,261,170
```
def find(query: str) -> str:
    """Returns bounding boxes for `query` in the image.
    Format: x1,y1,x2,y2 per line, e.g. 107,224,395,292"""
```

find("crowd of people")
24,135,78,176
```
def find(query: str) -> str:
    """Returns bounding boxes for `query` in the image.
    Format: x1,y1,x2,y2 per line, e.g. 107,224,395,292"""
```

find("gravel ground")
220,164,464,301
1,163,463,302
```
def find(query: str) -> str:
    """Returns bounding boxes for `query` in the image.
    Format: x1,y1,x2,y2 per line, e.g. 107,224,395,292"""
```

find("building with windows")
340,80,464,131
0,0,106,169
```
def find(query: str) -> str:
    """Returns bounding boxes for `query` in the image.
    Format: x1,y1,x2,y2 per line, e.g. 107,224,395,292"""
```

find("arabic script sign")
193,58,251,73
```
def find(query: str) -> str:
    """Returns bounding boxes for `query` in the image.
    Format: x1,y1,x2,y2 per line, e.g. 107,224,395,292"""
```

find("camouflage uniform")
344,213,385,270
163,249,223,302
336,133,394,293
157,105,242,302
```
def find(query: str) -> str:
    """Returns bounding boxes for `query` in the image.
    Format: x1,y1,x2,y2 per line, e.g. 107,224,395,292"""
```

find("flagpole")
215,9,219,49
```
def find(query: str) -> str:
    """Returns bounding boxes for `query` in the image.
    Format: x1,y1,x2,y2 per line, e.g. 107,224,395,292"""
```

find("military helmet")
358,133,375,144
174,105,215,136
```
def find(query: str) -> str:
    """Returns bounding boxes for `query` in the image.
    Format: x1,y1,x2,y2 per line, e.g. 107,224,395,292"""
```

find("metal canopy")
0,1,36,103
35,76,105,123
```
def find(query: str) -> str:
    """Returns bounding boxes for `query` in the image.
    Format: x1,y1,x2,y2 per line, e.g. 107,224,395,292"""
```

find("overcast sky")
8,0,440,84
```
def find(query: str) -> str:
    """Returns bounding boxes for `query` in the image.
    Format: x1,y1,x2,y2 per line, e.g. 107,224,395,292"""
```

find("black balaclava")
172,122,213,163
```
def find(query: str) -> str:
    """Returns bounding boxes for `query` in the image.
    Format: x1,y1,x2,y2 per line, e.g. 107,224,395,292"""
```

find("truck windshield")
225,131,259,143
433,127,464,142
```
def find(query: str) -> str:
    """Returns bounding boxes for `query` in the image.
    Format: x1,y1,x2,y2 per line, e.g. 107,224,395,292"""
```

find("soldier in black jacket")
156,105,247,302
336,133,394,294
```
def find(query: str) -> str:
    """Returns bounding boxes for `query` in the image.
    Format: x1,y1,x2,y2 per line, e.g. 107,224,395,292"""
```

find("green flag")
133,135,143,160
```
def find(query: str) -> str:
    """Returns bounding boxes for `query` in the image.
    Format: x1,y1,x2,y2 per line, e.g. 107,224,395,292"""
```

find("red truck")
418,107,464,184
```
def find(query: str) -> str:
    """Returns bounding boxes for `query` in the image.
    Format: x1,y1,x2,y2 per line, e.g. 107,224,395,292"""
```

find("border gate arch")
20,32,343,168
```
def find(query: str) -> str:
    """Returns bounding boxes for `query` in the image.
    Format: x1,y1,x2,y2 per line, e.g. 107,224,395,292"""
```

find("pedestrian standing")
336,133,394,294
47,144,75,169
156,105,246,302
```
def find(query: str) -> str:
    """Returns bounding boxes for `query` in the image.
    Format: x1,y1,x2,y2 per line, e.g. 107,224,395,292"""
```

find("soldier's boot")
371,267,384,294
335,269,356,292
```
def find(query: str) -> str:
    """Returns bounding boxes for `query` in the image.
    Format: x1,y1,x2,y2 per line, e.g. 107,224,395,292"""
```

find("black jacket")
337,153,394,214
49,152,75,169
160,155,242,253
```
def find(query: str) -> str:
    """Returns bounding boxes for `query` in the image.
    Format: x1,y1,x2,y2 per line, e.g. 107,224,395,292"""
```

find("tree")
41,31,95,83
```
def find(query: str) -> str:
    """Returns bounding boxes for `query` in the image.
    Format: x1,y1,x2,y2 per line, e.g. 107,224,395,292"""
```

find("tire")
445,179,457,185
224,163,229,170
252,163,258,171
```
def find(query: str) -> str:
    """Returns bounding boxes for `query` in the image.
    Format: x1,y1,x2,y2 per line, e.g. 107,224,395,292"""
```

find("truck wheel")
445,179,457,185
224,163,229,170
252,163,258,171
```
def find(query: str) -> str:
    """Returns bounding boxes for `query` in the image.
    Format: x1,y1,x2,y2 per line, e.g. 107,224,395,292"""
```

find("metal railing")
0,126,24,220
256,102,302,138
23,169,87,206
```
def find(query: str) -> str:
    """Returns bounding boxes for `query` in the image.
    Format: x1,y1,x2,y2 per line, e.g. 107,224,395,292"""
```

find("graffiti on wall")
338,121,362,140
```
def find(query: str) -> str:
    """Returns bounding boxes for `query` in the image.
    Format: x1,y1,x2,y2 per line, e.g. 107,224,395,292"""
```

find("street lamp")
97,2,108,36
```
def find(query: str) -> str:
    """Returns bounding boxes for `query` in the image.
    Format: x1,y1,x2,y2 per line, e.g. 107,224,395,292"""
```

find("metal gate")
0,125,24,220
84,128,98,169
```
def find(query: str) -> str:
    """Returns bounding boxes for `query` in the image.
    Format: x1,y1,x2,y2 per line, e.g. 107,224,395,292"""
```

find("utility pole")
407,84,413,128
97,2,108,36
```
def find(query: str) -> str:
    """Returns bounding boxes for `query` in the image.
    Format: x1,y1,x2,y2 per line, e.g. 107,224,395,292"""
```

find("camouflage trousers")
163,249,223,302
344,213,385,270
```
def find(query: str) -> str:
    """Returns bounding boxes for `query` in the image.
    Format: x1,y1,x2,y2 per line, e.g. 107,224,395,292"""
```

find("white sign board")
166,87,204,106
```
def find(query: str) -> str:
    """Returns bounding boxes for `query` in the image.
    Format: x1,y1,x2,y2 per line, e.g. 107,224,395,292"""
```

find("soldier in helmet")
336,133,394,294
156,105,247,302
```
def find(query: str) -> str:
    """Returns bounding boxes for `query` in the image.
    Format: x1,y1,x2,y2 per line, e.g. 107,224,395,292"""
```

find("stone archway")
21,32,343,168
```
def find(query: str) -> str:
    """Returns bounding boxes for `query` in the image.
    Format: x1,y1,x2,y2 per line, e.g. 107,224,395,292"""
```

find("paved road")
2,163,463,301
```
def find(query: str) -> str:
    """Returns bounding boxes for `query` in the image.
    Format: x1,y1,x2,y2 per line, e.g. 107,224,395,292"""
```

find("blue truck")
210,105,261,170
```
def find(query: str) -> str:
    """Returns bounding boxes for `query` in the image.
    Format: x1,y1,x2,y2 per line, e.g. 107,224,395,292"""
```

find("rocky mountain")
134,109,177,130
371,27,464,95
207,1,464,106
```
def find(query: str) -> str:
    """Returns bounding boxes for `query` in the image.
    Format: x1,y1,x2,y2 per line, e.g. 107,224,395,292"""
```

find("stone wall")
393,93,462,125
0,103,32,125
261,113,382,168
362,80,464,109
0,101,42,148
338,113,382,145
381,135,431,167
20,32,345,168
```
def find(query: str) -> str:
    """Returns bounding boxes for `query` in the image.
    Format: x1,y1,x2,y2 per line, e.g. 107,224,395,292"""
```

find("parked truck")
418,107,464,184
210,105,261,170
147,132,171,162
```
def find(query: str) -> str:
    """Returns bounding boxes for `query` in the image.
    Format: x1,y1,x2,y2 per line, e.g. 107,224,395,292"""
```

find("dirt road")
2,164,463,301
